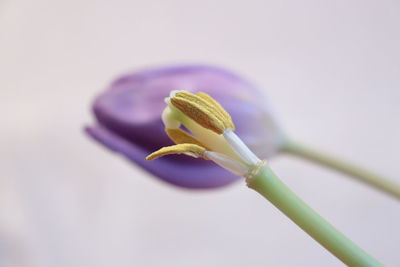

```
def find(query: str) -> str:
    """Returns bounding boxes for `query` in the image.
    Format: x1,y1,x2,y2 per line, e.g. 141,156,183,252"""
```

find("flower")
85,65,283,189
146,90,264,177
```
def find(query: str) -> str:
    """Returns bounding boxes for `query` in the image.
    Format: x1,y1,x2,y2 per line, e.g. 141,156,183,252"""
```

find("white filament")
204,151,249,176
223,130,260,165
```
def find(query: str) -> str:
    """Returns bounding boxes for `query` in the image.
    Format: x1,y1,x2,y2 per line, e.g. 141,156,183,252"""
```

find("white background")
1,0,399,266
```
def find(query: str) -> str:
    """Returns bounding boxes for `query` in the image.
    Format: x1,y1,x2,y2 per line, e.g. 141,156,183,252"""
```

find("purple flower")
85,65,282,189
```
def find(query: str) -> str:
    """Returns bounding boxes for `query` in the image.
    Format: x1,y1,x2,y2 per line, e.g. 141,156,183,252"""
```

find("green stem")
281,139,400,200
247,164,382,266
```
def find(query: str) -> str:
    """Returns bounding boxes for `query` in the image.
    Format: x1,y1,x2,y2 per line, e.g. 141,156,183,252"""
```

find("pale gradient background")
1,0,399,266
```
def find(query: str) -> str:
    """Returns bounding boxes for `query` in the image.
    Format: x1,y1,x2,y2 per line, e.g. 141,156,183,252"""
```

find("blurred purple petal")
86,65,282,189
85,125,239,188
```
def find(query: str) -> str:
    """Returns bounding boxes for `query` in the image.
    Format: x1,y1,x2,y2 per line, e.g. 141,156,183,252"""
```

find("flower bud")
85,65,283,189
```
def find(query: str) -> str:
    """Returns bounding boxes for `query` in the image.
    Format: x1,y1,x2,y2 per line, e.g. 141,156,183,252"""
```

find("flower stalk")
282,139,400,200
246,163,382,266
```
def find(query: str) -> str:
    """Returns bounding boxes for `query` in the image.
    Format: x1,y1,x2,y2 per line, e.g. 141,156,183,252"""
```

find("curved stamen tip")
146,143,207,161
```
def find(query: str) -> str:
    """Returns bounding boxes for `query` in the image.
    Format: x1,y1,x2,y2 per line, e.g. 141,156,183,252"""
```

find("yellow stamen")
145,143,207,161
165,128,209,149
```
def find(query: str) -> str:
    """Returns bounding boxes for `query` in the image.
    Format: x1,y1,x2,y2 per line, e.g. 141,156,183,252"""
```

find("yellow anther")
174,92,232,129
165,128,209,149
170,96,225,134
170,91,234,134
146,144,207,161
196,92,235,130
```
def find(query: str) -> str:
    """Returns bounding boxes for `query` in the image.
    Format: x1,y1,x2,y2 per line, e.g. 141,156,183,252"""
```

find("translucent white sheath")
223,130,260,166
204,151,249,176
